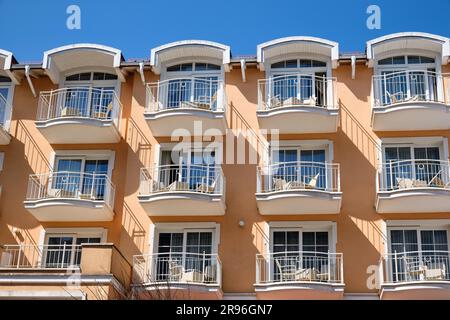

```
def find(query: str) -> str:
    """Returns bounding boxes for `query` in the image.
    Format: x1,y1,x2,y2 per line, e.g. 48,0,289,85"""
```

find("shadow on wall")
120,201,147,258
228,102,269,165
252,222,269,254
15,120,52,173
349,216,386,252
126,118,152,168
339,101,380,167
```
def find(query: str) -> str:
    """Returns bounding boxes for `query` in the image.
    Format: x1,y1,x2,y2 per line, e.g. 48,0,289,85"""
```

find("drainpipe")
25,65,37,97
351,55,356,80
138,62,146,85
240,59,246,83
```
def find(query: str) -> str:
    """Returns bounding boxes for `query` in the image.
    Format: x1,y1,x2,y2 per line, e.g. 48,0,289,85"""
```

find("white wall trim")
385,219,450,227
51,149,116,178
39,227,108,245
150,222,221,255
0,290,86,300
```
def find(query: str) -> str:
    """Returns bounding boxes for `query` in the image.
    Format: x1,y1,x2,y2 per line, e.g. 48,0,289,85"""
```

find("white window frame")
38,227,107,267
387,225,450,261
161,59,224,82
60,68,121,93
374,52,443,102
149,222,220,256
0,81,15,130
266,221,336,281
266,55,332,106
50,150,115,177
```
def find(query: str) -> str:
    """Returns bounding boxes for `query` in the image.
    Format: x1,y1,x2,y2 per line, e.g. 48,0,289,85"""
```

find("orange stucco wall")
1,59,450,299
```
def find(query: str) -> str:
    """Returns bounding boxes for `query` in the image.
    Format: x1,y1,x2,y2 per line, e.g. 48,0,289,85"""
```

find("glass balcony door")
44,235,101,268
167,76,219,110
383,146,441,190
158,149,216,191
53,158,109,200
272,74,314,105
272,148,326,190
380,69,436,105
0,87,10,127
156,231,213,281
389,229,449,282
271,230,329,282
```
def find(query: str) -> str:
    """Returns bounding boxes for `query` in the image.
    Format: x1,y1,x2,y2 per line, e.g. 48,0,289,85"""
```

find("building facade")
0,32,450,299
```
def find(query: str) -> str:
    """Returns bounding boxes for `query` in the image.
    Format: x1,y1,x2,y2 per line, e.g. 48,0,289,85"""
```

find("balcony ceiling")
0,49,20,84
257,36,339,70
367,32,450,67
42,43,124,84
150,40,231,74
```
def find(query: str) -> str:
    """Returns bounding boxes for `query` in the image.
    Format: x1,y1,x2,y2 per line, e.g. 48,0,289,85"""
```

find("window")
155,230,215,281
62,72,117,119
271,229,330,281
65,72,117,81
166,63,221,72
53,156,109,200
383,145,443,190
157,148,216,192
272,147,327,189
378,55,435,66
0,77,12,126
162,62,222,111
389,228,449,282
44,234,101,268
270,59,326,69
375,54,438,105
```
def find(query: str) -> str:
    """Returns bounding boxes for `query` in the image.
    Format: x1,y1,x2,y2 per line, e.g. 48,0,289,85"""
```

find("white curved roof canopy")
150,40,231,74
0,49,19,84
257,36,340,70
366,32,450,67
43,44,124,83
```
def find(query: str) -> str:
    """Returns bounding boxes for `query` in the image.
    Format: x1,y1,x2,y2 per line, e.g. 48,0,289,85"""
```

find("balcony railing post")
327,251,331,282
16,243,22,268
202,251,206,284
394,251,398,282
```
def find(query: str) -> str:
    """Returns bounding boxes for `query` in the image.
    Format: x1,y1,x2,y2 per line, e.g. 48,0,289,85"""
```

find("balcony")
144,78,227,136
0,93,11,145
380,250,450,299
376,159,450,213
256,161,341,215
0,243,123,299
138,164,226,216
257,75,339,134
372,71,450,131
24,171,115,221
254,251,344,299
35,87,122,144
132,252,222,299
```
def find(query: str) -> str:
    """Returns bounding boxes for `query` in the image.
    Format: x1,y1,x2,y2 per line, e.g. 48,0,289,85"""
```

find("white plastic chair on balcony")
386,91,419,105
196,177,217,193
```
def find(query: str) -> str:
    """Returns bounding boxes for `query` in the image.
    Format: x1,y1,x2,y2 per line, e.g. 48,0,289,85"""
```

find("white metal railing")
257,161,340,193
372,70,450,107
146,78,227,113
256,251,343,284
0,91,11,131
258,74,337,111
0,244,82,269
139,164,225,195
377,159,450,192
26,171,115,208
132,252,222,286
37,87,122,127
381,250,450,283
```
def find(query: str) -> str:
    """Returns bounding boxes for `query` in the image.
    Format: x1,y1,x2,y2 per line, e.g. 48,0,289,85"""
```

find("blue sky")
0,0,449,62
